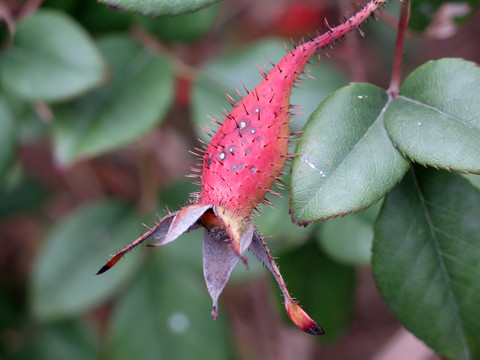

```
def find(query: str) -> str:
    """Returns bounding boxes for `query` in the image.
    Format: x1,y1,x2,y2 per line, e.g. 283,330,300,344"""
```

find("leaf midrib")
397,95,476,129
411,168,470,359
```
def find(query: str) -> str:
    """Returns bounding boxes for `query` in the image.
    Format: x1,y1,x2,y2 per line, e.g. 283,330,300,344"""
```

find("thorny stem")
388,0,411,97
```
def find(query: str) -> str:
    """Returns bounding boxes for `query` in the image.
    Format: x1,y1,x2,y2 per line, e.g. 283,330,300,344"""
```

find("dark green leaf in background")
98,0,222,16
53,35,174,165
317,201,383,266
276,240,356,341
385,58,480,174
78,1,136,34
373,166,480,360
1,10,107,103
31,200,143,320
0,94,48,144
0,173,46,218
291,83,410,224
138,2,220,42
28,320,98,360
0,97,17,183
192,39,346,141
108,238,235,360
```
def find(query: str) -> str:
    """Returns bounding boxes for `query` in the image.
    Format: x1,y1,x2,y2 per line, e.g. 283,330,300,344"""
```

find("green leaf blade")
385,58,480,174
372,167,480,359
31,200,143,320
99,0,222,16
29,320,99,360
317,201,382,266
53,35,174,164
1,10,107,103
291,83,409,224
0,97,17,183
138,3,220,42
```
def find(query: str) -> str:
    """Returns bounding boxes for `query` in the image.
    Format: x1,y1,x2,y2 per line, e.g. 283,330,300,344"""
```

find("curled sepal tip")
248,231,324,335
211,306,218,321
285,300,325,335
96,212,177,275
96,253,123,275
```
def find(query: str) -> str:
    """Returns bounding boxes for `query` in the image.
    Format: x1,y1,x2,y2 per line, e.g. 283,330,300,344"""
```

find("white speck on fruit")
219,152,226,160
239,121,247,129
229,146,235,153
250,129,256,134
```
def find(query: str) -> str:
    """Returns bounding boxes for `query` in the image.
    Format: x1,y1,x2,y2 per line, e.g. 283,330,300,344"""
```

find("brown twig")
388,0,411,97
129,25,198,81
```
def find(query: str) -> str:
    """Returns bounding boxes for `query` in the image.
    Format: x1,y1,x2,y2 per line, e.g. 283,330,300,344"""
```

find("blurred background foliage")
1,0,480,359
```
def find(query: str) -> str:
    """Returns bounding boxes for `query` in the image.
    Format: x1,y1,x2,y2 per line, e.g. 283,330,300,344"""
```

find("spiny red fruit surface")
200,0,386,217
200,42,318,217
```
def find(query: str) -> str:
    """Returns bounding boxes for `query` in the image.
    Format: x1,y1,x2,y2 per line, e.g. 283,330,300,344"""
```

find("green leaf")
317,201,383,266
78,1,135,33
276,240,355,341
1,10,107,102
29,320,98,360
107,241,235,360
138,3,220,42
291,83,410,224
31,200,143,320
192,39,347,141
372,166,480,360
98,0,222,16
385,58,480,174
53,35,174,165
464,174,480,191
0,95,47,144
0,173,46,218
0,97,16,183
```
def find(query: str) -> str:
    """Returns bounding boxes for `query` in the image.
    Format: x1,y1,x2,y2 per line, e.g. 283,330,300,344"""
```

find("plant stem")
388,0,411,97
130,25,198,81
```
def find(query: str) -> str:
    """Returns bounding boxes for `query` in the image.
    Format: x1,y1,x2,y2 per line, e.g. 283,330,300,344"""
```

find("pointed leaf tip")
285,301,325,335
